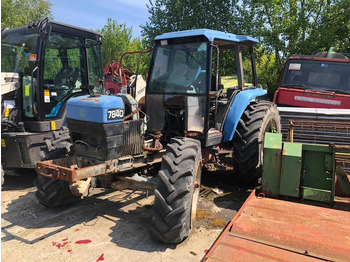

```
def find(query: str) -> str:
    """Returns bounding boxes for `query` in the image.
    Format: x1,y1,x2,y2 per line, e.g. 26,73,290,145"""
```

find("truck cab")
273,52,350,109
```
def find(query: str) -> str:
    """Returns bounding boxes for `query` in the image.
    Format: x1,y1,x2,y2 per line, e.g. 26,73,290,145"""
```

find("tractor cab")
1,19,103,130
1,19,104,169
146,29,260,147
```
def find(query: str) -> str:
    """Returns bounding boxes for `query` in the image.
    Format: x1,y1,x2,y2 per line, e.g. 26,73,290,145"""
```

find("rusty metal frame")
36,150,165,183
286,119,350,143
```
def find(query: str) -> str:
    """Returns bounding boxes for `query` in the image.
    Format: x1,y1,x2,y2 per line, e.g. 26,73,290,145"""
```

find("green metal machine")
262,132,350,203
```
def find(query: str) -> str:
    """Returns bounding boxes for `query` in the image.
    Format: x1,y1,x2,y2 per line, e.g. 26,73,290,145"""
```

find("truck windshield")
1,31,38,75
280,59,350,93
148,42,207,95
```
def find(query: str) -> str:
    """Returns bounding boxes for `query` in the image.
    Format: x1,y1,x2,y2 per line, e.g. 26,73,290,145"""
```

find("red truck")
272,51,350,147
273,51,350,109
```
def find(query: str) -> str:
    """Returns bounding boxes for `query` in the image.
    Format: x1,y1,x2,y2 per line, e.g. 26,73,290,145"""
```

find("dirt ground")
1,170,250,262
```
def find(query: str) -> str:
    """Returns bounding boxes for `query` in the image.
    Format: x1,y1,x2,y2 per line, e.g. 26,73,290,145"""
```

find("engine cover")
66,94,124,123
66,94,143,161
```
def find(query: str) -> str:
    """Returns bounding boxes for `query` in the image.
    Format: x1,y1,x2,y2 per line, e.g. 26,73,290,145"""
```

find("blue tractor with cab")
35,29,281,244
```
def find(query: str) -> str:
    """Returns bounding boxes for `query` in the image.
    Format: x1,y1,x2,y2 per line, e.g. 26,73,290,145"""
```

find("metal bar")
36,151,165,183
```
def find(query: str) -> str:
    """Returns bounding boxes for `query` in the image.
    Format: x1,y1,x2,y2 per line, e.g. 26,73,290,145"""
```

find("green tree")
1,0,52,28
237,0,350,97
141,0,240,47
98,18,150,76
240,0,337,63
309,0,350,53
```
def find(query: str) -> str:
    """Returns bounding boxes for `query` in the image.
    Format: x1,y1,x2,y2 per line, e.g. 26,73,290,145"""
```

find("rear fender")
222,88,267,142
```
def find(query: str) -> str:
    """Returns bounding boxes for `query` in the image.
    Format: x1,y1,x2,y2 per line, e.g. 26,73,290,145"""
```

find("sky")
50,0,150,38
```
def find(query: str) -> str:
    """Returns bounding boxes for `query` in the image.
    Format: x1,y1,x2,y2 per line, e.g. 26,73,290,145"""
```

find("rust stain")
80,98,100,103
196,209,211,220
211,217,227,227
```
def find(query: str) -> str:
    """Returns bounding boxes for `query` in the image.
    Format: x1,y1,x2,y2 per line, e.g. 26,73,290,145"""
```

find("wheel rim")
190,161,202,229
264,119,278,134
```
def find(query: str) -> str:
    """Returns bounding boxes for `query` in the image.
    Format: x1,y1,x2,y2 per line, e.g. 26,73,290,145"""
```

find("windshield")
42,32,87,118
86,39,104,94
281,59,350,94
1,32,38,74
42,34,103,118
148,42,207,95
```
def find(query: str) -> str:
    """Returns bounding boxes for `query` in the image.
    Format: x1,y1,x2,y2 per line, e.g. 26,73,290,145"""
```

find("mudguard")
222,88,267,142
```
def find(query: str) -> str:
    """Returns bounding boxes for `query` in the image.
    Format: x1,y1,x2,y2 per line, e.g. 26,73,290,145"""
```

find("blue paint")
66,95,124,123
155,29,258,44
222,88,267,142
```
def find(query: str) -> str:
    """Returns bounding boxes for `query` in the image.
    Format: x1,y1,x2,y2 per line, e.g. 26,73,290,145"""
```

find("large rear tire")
151,137,202,243
34,175,83,208
232,101,281,185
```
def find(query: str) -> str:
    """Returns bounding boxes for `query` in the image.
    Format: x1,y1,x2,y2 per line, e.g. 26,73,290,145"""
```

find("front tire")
232,101,281,185
151,137,202,243
34,175,82,208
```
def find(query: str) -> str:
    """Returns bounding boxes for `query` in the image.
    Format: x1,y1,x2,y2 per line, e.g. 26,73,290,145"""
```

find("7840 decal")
107,108,124,120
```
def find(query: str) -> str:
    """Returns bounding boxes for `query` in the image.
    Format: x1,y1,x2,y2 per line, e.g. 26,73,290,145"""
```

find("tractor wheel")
34,175,84,208
151,137,202,243
232,101,281,185
41,126,72,161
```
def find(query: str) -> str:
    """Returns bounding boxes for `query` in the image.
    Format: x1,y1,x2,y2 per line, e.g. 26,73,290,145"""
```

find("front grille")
278,108,350,145
121,120,144,156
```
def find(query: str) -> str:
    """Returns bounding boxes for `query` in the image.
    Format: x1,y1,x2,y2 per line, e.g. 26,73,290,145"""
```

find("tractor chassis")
36,150,166,190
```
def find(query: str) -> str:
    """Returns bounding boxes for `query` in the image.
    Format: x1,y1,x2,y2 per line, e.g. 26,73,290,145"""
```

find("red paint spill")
204,249,209,254
75,229,80,232
62,238,69,241
68,250,72,253
52,241,69,249
75,239,92,244
56,242,69,249
96,253,104,261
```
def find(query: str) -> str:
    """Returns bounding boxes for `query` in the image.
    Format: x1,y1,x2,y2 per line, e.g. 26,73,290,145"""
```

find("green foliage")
1,0,52,28
141,0,240,47
98,18,150,76
310,0,350,53
254,47,281,99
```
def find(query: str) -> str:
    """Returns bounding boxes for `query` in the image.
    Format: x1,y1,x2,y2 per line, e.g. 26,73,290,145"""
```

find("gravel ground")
1,170,250,262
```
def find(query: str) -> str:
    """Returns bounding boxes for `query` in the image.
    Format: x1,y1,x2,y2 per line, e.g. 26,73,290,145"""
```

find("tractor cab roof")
2,19,102,43
155,28,258,47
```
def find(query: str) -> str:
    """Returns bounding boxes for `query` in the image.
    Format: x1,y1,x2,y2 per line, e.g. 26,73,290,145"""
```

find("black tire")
41,126,72,161
34,175,81,208
151,137,202,243
232,101,281,185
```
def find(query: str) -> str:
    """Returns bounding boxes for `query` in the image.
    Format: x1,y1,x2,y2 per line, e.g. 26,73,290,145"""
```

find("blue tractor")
35,29,281,244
